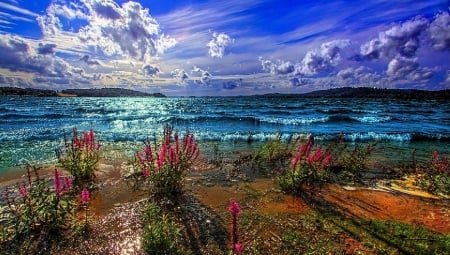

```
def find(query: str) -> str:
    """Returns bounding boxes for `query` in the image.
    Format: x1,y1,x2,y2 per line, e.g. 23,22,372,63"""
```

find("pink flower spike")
432,150,439,160
64,176,72,192
18,183,28,198
144,145,152,162
322,154,333,168
228,200,241,217
174,132,179,152
142,167,149,177
81,188,90,204
234,243,245,254
53,168,63,195
312,148,323,162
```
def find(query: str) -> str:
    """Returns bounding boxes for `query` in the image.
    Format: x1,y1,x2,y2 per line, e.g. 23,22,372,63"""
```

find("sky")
0,0,449,96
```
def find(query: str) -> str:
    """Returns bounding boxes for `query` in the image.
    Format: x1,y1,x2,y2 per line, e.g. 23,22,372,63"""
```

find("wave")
0,113,70,120
109,114,392,126
353,116,391,123
196,131,449,143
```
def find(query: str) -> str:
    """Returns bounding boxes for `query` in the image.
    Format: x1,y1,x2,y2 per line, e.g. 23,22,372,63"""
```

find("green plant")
278,135,333,193
0,166,76,245
142,202,181,254
329,133,376,177
415,150,450,196
251,134,299,176
126,126,199,197
56,128,101,185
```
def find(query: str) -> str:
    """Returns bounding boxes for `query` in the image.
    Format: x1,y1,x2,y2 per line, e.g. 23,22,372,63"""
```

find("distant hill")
61,88,166,97
0,87,57,97
0,87,165,97
254,87,450,99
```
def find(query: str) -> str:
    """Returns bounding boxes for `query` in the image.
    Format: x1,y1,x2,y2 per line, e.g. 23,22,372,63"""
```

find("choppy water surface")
1,96,449,173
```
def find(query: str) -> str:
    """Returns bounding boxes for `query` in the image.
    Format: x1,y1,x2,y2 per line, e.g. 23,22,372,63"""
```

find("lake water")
1,96,449,173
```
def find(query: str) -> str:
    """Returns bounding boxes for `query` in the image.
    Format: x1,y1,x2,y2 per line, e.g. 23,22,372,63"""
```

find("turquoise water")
1,96,449,173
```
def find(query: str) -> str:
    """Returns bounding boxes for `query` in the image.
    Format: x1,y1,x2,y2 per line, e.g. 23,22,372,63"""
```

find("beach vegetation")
415,150,450,196
277,135,333,193
56,128,101,186
0,166,79,252
125,125,199,198
250,134,299,176
328,133,376,179
142,202,182,254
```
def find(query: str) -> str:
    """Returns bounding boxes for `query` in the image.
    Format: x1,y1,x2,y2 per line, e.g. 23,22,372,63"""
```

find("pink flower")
234,243,245,254
81,188,90,204
228,200,241,217
322,154,333,168
144,144,153,162
157,144,167,170
432,150,439,160
18,183,28,198
136,151,144,165
291,152,301,169
53,168,63,195
311,148,323,162
174,132,179,153
64,176,72,192
142,167,149,177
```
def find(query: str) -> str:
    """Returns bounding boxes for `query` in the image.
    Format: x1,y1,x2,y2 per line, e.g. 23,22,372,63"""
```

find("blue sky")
0,0,449,96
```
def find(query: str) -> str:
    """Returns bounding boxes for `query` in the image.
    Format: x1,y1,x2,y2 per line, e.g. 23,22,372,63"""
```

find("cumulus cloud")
260,58,295,75
387,55,433,81
428,12,450,51
171,68,189,83
79,55,101,66
207,32,233,58
360,16,428,59
191,66,211,85
37,43,57,55
260,39,350,79
0,34,87,83
38,0,177,61
300,40,350,75
143,64,160,77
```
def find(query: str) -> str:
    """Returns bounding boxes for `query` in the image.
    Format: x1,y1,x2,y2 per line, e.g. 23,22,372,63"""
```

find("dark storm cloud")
37,43,57,55
143,64,160,77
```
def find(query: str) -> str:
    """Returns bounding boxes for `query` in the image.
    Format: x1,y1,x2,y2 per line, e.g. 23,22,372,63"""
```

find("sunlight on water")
0,97,449,173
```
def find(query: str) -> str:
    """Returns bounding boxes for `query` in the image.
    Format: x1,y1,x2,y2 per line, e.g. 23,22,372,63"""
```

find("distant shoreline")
1,86,449,99
0,87,166,98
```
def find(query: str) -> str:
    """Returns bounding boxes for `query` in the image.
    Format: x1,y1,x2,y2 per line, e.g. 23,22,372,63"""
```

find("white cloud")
191,66,211,84
260,39,350,79
79,55,102,66
360,16,429,59
428,12,450,51
0,34,88,87
387,55,433,81
260,58,295,76
37,0,177,62
207,32,233,58
299,40,351,75
171,68,189,83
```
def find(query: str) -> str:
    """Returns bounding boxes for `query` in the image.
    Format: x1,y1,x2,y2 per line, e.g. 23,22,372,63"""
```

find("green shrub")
142,203,181,255
415,150,450,196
